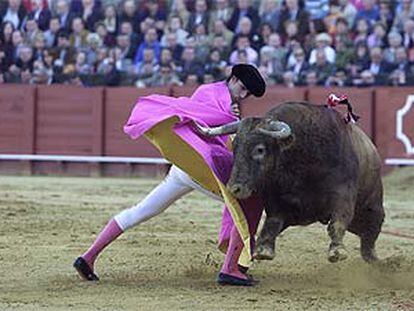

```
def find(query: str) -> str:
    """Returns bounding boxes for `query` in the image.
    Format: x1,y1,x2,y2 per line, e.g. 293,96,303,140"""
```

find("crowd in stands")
1,0,414,88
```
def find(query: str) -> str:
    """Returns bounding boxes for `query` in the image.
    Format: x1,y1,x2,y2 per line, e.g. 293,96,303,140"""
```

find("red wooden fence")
0,84,413,176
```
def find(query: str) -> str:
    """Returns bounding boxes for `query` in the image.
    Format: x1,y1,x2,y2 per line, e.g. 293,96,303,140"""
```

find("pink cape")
124,82,263,255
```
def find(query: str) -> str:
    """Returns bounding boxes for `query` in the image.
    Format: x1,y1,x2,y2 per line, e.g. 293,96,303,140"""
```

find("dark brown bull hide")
204,102,385,263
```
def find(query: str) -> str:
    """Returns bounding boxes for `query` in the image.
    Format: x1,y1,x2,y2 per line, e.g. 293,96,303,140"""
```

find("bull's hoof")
253,245,275,260
328,245,348,263
361,250,378,263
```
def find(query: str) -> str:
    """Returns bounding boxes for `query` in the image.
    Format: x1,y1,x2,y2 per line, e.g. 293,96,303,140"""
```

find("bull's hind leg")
349,203,385,263
253,216,286,260
327,191,356,263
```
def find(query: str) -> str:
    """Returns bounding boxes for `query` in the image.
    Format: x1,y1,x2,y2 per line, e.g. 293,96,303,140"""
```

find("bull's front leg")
253,216,286,260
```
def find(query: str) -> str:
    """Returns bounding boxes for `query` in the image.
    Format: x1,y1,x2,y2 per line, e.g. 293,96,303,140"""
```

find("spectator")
0,0,27,29
353,18,370,45
353,69,375,87
24,16,41,44
1,22,15,69
79,0,102,32
204,48,227,80
10,29,24,61
169,0,190,28
94,46,108,71
116,33,135,60
75,50,91,75
384,31,403,63
282,70,295,87
227,0,260,33
354,0,380,27
55,0,75,32
309,48,336,85
193,23,210,61
378,0,393,31
367,22,387,49
102,4,118,36
305,0,330,22
51,31,76,66
367,46,392,85
231,16,261,50
308,32,336,64
335,38,354,70
97,56,120,86
326,68,350,86
44,17,61,48
32,31,46,60
85,32,102,65
184,73,199,85
349,42,370,77
0,21,15,47
209,0,233,28
135,48,159,87
278,0,309,38
119,0,140,33
229,35,258,64
26,0,51,31
147,63,182,87
176,46,203,80
209,19,233,46
15,44,34,72
134,27,161,65
95,22,114,47
333,17,353,47
338,0,357,27
258,22,273,46
161,15,189,46
324,1,342,35
304,70,318,86
110,46,133,77
258,46,278,84
282,20,303,47
138,0,167,33
262,32,288,82
31,57,52,84
392,46,411,75
119,21,139,51
162,32,184,63
70,17,89,49
287,46,309,84
159,47,174,67
186,0,209,35
211,34,231,59
402,19,414,49
259,0,280,30
392,0,414,32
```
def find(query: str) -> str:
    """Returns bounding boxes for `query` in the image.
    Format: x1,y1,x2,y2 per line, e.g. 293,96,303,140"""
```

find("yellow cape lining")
144,116,252,263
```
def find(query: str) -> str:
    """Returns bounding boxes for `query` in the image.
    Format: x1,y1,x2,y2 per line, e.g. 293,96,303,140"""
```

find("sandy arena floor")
0,168,413,310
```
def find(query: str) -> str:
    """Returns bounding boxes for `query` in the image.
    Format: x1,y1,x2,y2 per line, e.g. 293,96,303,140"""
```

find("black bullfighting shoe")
217,273,256,286
238,264,249,274
73,257,99,281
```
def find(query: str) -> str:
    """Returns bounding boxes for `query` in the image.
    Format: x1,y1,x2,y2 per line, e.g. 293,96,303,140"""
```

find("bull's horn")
193,120,240,137
258,121,292,139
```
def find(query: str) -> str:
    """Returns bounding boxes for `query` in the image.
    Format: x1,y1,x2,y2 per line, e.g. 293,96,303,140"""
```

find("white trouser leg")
114,166,221,231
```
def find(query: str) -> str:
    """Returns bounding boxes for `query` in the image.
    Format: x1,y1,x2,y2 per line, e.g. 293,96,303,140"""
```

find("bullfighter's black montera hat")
231,64,266,97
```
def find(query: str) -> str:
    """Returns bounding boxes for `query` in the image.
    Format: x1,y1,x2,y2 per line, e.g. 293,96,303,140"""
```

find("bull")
196,101,385,263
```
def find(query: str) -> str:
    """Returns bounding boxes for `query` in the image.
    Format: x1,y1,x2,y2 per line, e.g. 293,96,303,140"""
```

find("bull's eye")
252,143,266,161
